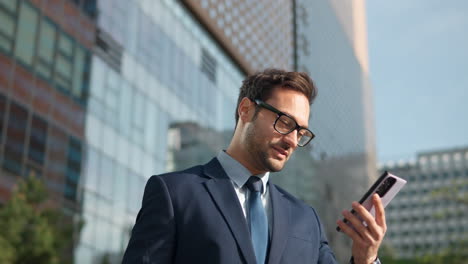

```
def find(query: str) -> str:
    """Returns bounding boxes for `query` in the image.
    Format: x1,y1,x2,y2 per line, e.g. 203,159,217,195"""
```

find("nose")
282,129,298,149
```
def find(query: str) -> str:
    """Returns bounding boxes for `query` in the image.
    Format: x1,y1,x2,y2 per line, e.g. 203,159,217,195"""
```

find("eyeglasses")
253,99,315,147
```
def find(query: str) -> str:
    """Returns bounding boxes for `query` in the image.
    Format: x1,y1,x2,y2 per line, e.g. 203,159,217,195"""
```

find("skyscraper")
274,0,377,262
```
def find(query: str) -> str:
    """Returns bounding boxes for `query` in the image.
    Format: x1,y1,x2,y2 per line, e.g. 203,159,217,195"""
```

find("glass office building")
379,147,468,259
0,0,93,219
77,0,246,262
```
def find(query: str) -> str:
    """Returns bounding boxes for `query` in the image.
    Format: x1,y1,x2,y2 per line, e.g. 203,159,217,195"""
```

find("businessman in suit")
122,69,386,264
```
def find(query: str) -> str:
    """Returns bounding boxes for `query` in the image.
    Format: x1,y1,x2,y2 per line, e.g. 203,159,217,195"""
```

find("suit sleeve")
317,221,338,264
122,175,176,264
311,209,338,264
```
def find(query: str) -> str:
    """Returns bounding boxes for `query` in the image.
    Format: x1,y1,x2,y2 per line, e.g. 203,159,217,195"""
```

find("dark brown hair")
235,68,317,124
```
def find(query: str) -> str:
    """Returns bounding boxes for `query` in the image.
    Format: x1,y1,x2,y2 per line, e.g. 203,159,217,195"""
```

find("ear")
238,97,255,122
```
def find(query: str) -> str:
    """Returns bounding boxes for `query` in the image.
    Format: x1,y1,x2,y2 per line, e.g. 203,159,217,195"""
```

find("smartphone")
336,171,407,232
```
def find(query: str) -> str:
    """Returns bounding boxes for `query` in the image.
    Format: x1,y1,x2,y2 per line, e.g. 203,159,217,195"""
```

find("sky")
366,0,468,163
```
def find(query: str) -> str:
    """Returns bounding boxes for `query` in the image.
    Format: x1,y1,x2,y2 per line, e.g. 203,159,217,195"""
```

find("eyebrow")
265,101,309,129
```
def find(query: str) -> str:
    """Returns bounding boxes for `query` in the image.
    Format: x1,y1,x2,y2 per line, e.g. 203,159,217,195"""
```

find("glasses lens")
297,129,313,146
275,115,296,134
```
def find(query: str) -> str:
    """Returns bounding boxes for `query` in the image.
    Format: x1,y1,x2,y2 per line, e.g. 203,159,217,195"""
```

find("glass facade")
76,0,244,262
269,0,377,262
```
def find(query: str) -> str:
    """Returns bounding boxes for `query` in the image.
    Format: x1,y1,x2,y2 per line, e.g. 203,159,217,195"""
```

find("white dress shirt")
216,151,272,233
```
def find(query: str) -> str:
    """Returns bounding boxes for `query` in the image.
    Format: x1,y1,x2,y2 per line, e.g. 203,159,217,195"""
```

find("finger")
336,217,363,244
351,202,380,238
373,194,387,231
342,209,375,242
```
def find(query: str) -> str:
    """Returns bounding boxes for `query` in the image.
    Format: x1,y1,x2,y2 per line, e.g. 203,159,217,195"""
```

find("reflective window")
72,45,89,102
90,57,107,100
132,91,145,146
54,32,74,92
95,217,110,252
118,80,132,138
99,154,114,199
14,1,38,66
65,137,82,201
157,111,169,160
113,164,128,210
144,103,157,154
104,68,119,128
0,94,5,143
0,0,17,11
28,115,47,165
74,244,93,264
36,18,56,80
3,101,28,174
80,211,96,246
0,0,17,53
46,125,67,177
83,0,98,19
127,172,141,213
84,147,100,192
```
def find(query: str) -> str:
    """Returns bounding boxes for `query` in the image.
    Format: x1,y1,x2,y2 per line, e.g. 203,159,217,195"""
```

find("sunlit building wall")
273,0,378,262
380,147,468,258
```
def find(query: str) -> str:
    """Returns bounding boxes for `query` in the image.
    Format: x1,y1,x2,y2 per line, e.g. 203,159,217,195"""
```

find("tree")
0,176,79,264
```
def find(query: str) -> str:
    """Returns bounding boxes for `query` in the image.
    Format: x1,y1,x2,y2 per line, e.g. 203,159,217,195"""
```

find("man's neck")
225,146,265,176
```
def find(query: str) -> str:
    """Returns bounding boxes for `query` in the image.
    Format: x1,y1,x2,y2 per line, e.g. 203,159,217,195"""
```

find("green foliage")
378,243,468,264
0,176,78,264
431,179,468,206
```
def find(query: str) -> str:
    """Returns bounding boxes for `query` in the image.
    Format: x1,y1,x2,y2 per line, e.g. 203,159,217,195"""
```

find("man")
122,69,386,264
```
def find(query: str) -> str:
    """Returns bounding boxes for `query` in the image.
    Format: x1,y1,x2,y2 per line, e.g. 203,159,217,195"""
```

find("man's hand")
336,194,387,264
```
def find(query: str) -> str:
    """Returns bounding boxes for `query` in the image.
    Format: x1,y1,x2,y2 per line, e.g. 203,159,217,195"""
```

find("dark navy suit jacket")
122,158,338,264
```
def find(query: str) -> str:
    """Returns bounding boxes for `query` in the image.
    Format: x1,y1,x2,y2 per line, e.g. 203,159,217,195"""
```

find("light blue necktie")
246,176,268,264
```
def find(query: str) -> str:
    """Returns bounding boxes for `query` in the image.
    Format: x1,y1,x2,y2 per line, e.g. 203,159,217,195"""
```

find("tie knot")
246,176,263,193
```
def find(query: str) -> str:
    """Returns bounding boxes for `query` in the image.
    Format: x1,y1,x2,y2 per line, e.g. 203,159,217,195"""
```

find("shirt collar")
217,150,269,194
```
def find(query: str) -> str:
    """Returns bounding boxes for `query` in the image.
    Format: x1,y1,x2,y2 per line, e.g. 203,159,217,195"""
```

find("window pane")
119,81,132,138
3,101,28,174
127,173,137,213
72,46,85,99
28,115,48,165
54,33,73,91
65,137,82,201
58,32,73,55
46,126,67,190
14,1,38,66
0,0,18,12
84,147,99,192
132,92,145,145
0,94,6,143
83,0,97,18
36,18,56,80
113,164,127,210
0,10,15,52
0,34,11,53
99,154,114,199
55,56,72,86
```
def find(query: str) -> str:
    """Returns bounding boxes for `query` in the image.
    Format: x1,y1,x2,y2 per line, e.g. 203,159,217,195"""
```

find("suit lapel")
203,158,257,264
267,184,290,264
